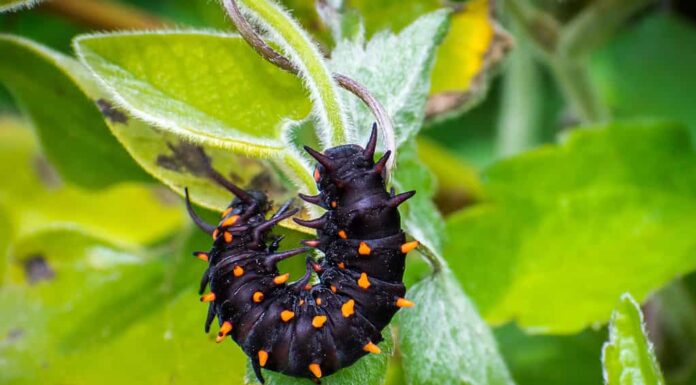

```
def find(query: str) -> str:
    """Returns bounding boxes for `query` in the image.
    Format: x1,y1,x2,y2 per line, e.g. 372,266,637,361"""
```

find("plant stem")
41,0,167,30
237,0,349,148
559,0,656,59
419,245,445,275
549,57,609,123
496,26,543,156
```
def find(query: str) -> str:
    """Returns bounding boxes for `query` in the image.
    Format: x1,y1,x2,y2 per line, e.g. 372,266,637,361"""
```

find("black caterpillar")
186,126,419,383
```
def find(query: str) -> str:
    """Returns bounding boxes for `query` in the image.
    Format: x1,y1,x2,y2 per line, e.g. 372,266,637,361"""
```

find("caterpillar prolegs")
187,126,419,383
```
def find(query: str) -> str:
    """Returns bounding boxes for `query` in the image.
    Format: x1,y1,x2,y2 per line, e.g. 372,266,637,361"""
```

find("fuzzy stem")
236,0,348,148
418,246,445,275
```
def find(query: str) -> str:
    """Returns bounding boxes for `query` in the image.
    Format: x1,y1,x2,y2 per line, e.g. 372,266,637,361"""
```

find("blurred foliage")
590,13,696,141
1,0,696,384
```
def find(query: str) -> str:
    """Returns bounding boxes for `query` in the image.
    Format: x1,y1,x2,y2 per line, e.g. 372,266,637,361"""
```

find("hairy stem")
40,0,167,30
419,246,445,275
223,0,397,175
235,0,348,147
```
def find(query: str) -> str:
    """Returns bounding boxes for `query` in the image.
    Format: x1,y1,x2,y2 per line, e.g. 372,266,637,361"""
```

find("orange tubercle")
258,350,269,367
221,214,239,227
280,310,295,322
252,291,264,303
337,262,345,269
200,292,216,302
396,297,415,308
274,273,290,285
224,231,233,243
358,242,371,256
363,342,381,354
312,315,327,328
309,363,322,378
401,241,419,254
233,266,244,277
313,168,321,182
338,230,348,239
358,273,371,289
194,252,209,262
216,321,233,343
341,299,355,317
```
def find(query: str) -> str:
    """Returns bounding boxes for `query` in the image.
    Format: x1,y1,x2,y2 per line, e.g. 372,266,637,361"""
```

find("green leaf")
350,0,439,37
0,118,184,246
445,121,696,333
239,0,349,147
0,228,250,385
330,9,450,147
602,293,666,385
397,271,514,385
495,323,605,385
0,205,11,285
392,143,445,256
73,31,322,196
244,329,393,385
590,13,696,140
0,0,41,13
0,34,150,188
74,31,309,157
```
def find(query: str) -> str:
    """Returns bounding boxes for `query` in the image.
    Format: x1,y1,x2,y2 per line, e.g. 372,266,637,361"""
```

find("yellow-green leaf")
602,294,666,385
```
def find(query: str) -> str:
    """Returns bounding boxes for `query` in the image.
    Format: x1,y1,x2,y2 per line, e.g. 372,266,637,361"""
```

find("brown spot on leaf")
33,156,62,189
23,255,55,285
96,99,128,124
5,328,24,344
158,141,214,177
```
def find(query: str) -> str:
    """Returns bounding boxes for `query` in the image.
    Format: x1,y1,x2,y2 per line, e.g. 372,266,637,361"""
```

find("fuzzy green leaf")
397,271,514,385
445,121,696,333
74,31,310,157
0,34,150,188
0,0,41,13
73,31,324,200
244,329,393,385
602,294,666,385
239,0,349,148
330,10,450,147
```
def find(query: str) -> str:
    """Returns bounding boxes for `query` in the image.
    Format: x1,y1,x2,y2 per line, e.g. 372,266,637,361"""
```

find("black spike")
299,193,323,206
252,359,265,384
252,208,300,247
204,303,216,333
293,215,327,229
303,146,333,170
185,188,216,234
208,171,255,204
271,199,295,220
199,268,210,295
387,191,415,208
264,247,309,269
289,257,314,292
374,150,391,175
364,123,378,158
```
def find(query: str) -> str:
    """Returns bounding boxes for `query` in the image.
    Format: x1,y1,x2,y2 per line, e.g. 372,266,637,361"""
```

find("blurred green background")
2,0,696,384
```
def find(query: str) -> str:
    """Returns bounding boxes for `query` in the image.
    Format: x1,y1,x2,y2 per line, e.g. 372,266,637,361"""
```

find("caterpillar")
187,125,419,383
